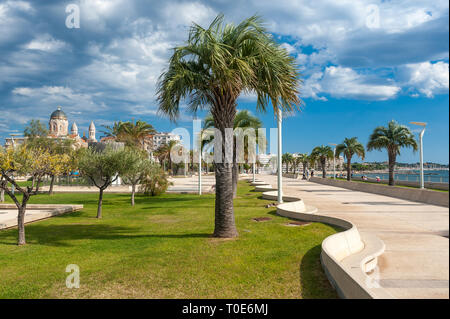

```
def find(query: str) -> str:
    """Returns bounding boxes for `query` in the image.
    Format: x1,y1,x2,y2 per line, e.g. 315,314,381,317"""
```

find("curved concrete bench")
248,180,393,299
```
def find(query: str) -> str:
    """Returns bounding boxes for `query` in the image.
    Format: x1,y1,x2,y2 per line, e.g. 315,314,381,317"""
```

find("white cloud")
303,66,401,100
400,61,449,97
23,34,67,52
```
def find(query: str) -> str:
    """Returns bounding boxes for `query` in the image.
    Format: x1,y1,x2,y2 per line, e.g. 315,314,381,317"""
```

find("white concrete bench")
248,179,393,299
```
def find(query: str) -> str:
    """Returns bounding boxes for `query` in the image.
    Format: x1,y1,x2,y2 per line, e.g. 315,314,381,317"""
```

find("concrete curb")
248,180,393,299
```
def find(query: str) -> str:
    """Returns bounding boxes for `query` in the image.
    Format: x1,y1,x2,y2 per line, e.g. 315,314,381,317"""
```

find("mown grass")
0,181,338,299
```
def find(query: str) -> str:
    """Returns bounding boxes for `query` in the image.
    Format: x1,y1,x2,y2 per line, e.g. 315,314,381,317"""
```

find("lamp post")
410,122,427,189
277,109,283,204
329,143,337,179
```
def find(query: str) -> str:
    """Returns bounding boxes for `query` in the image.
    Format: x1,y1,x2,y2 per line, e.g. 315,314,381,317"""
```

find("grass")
0,181,338,299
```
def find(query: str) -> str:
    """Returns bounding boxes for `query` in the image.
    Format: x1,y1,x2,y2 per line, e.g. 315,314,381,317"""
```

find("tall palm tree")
101,121,125,138
311,145,334,178
282,153,293,173
336,137,365,181
367,120,417,185
101,120,156,150
297,153,309,176
204,110,263,198
120,120,156,149
157,14,300,238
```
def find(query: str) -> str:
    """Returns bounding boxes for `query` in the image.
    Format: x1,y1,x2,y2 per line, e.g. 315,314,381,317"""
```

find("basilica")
4,107,97,149
47,106,97,148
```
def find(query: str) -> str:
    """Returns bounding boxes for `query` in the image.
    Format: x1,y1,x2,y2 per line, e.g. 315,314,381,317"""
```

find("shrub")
140,164,172,196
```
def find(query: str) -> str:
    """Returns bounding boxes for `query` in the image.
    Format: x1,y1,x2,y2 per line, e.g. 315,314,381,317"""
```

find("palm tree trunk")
322,159,327,178
97,188,104,218
48,175,55,195
388,152,396,186
214,162,238,238
347,157,352,181
0,189,4,202
212,104,238,238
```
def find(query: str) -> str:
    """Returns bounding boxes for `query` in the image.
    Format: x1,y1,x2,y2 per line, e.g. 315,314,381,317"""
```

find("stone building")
46,106,94,148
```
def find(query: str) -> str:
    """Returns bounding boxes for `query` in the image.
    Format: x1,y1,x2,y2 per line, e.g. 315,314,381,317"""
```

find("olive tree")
121,147,151,206
78,145,130,218
0,146,69,245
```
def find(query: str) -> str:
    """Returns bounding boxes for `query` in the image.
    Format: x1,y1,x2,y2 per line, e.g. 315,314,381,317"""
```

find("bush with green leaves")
139,164,172,196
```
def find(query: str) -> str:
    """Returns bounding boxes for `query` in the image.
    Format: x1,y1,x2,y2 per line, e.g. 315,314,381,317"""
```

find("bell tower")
88,121,97,142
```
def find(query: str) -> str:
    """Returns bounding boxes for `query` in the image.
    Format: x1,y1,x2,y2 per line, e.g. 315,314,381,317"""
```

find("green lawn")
0,181,338,299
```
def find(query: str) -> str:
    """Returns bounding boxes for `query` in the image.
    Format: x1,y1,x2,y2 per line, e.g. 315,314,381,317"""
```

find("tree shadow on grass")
299,244,338,299
0,223,211,247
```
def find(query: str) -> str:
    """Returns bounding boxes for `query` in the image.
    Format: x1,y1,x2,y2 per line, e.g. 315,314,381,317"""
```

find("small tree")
78,146,130,218
121,148,151,206
24,119,48,138
0,146,66,245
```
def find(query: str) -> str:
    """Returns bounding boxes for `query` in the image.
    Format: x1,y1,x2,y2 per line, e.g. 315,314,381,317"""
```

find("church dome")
50,107,67,120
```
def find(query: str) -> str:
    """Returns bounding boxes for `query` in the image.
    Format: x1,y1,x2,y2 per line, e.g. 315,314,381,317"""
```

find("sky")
0,0,448,163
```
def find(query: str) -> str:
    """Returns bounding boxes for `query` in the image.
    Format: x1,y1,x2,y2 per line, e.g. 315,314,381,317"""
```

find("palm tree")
204,110,263,198
311,145,334,178
367,120,417,185
297,153,309,176
101,121,125,138
101,120,156,150
155,140,179,174
120,120,156,149
282,153,293,173
336,137,365,181
157,14,300,238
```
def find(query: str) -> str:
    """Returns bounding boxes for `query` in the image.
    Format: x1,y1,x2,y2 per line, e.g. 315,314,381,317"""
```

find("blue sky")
0,0,448,163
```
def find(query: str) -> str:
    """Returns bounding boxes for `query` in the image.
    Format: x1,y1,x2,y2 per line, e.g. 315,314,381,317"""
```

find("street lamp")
329,143,337,180
277,109,283,204
410,122,427,189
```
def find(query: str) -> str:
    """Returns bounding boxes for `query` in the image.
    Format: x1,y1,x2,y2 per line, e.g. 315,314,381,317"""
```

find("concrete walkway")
0,204,83,229
257,174,449,299
167,175,216,193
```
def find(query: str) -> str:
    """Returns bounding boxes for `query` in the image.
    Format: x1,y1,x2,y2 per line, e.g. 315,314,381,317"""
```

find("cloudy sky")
0,0,448,163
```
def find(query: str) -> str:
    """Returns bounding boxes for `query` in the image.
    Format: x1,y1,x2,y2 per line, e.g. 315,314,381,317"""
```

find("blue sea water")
353,169,449,183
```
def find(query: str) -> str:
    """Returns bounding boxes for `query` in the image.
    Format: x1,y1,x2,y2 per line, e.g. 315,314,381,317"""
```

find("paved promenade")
257,174,449,299
0,204,83,229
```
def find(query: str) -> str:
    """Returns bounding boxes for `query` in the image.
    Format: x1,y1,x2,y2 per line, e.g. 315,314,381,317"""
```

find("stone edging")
249,179,393,299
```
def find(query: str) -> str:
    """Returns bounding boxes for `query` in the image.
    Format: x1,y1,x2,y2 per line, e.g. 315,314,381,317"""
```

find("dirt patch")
253,217,272,222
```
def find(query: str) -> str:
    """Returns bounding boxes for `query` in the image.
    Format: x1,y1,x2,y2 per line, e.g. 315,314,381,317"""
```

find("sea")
352,169,449,183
